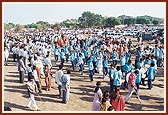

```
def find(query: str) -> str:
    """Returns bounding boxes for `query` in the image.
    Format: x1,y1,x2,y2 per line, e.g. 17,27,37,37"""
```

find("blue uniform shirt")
154,47,160,57
112,52,118,61
144,59,151,66
88,59,93,70
103,57,108,67
109,68,117,79
60,51,65,59
113,71,122,86
120,56,126,66
147,67,156,80
54,47,59,55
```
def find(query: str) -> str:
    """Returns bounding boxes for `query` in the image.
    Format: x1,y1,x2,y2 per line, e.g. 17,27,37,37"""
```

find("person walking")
61,69,71,104
111,87,125,111
92,81,103,111
87,56,94,82
78,53,84,75
18,56,26,83
113,66,122,93
4,47,9,66
55,65,64,98
25,75,40,111
124,70,140,103
100,91,111,111
108,64,116,93
147,63,156,89
44,65,51,91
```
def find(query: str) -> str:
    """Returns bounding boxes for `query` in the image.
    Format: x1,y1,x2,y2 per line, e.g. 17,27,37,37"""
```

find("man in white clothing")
55,65,64,98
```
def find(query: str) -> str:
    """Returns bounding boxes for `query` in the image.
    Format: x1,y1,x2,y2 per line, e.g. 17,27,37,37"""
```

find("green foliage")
152,19,160,25
103,17,121,27
51,23,61,30
15,24,24,30
78,11,104,28
5,13,164,30
60,19,79,29
4,23,15,30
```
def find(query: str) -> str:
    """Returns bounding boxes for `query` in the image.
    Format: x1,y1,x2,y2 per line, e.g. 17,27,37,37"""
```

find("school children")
147,63,156,89
87,56,94,82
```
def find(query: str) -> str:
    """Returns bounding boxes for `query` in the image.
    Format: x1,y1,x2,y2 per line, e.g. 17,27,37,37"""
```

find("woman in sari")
111,87,125,111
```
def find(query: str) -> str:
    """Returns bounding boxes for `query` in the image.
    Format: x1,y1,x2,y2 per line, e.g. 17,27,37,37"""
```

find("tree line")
4,11,164,30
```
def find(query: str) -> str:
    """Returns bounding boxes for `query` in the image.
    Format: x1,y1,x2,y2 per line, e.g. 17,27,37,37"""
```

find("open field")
3,37,165,112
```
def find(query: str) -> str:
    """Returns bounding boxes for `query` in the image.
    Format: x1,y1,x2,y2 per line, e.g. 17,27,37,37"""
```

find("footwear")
147,88,151,90
24,106,31,110
36,109,40,111
125,101,129,104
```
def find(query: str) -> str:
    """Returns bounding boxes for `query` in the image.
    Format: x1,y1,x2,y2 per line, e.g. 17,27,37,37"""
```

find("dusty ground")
3,37,165,112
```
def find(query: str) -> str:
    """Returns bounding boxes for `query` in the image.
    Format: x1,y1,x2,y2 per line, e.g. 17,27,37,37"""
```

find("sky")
3,2,166,25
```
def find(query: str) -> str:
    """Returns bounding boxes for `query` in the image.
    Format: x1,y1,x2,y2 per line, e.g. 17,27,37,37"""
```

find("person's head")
96,81,101,86
101,97,107,104
46,55,49,58
150,62,155,67
58,65,63,70
28,63,31,67
128,60,132,64
110,63,114,68
103,91,110,99
79,53,82,57
116,66,121,71
140,58,143,62
134,70,139,75
67,69,71,74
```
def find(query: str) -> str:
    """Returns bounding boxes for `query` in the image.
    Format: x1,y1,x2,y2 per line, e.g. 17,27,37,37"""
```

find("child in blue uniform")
88,56,94,82
108,63,116,93
111,49,118,67
60,49,65,66
147,63,156,89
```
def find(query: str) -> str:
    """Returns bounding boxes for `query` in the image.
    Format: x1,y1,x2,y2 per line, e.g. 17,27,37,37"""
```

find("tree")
60,19,79,29
15,24,24,30
51,22,61,30
152,19,160,25
124,18,136,26
4,23,15,30
136,17,150,25
78,11,97,28
36,24,43,30
104,17,121,28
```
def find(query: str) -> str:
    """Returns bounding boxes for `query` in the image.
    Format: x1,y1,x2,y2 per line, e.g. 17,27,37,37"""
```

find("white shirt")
55,70,63,85
33,70,39,81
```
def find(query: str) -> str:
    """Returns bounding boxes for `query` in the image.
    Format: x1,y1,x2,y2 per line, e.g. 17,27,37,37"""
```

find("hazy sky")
3,2,165,25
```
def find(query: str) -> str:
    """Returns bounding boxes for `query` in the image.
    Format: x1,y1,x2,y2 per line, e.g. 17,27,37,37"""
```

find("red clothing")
111,95,125,111
128,72,136,87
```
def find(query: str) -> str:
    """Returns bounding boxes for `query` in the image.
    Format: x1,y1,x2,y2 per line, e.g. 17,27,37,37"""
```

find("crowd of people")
4,27,164,111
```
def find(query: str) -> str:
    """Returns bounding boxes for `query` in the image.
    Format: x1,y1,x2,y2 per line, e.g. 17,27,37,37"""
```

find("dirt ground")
3,37,165,112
